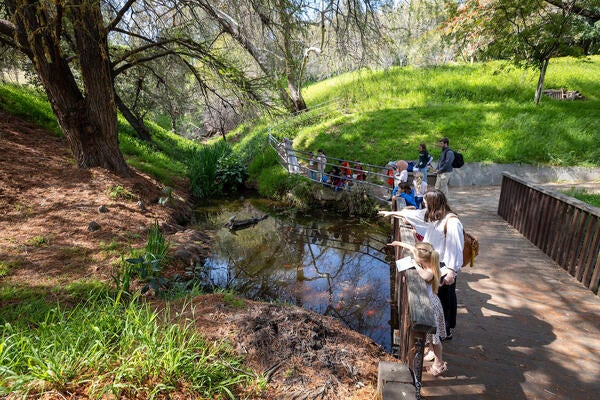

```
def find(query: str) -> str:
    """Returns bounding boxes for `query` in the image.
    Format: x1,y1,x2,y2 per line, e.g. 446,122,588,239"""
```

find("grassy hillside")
236,56,600,168
0,83,194,185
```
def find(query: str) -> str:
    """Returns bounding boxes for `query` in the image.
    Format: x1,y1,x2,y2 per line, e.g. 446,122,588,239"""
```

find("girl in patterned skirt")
389,241,448,376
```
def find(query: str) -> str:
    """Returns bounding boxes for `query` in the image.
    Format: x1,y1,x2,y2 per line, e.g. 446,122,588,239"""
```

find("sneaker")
424,350,435,362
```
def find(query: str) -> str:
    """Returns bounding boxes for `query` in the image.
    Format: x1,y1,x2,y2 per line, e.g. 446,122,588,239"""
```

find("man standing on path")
435,137,454,196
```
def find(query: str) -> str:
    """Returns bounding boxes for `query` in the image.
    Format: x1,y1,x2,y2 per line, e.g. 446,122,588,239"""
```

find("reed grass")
0,292,256,398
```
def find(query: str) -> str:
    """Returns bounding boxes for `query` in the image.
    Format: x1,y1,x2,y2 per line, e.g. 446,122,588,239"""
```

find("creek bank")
0,111,389,399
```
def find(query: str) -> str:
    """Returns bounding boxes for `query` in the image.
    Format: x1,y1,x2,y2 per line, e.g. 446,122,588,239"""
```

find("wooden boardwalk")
419,186,600,399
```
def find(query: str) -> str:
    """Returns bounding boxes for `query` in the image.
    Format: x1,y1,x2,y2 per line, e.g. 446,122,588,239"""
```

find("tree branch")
113,50,179,76
106,0,137,32
111,37,179,66
544,0,600,23
0,18,17,48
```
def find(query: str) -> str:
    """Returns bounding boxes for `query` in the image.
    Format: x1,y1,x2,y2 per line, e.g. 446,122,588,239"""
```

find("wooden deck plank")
417,186,600,400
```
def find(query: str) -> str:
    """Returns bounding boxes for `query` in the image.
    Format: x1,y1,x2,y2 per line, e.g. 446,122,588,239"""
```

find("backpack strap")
443,213,458,236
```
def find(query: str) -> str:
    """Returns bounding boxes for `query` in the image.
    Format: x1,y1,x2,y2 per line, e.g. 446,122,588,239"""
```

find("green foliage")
0,260,19,278
248,147,279,181
0,292,256,398
256,165,295,198
122,222,171,297
216,152,247,194
145,221,170,262
107,184,136,201
562,188,600,208
0,83,61,136
222,291,245,308
27,235,49,247
188,140,246,199
285,56,600,167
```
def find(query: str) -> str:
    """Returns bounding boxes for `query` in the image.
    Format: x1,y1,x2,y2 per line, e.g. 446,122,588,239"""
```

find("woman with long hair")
379,189,464,340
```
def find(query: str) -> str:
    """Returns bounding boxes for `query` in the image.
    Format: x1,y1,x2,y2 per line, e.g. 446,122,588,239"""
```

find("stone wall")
448,164,600,187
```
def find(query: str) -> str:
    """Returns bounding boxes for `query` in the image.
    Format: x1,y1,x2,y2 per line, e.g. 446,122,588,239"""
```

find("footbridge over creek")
265,132,600,399
267,133,432,205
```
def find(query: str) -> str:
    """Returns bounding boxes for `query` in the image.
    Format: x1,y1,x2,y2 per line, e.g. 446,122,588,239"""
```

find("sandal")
424,350,435,362
428,361,447,377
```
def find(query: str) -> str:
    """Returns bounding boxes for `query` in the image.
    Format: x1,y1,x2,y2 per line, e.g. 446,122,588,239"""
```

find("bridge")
267,133,425,204
380,175,600,399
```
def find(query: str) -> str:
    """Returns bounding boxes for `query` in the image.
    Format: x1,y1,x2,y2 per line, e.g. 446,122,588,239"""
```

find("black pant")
437,280,457,336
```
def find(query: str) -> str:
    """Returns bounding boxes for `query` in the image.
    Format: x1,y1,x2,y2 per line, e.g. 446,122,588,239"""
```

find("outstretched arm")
387,241,415,252
378,210,405,218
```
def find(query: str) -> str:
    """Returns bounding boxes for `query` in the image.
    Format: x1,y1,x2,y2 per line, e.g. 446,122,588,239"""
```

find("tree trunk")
534,58,550,105
287,78,307,112
114,92,152,142
10,1,130,176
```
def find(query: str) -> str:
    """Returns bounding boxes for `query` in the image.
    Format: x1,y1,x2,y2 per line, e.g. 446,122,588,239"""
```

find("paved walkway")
419,185,600,400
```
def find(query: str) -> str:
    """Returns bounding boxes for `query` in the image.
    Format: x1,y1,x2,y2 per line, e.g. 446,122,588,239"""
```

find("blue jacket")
437,147,455,173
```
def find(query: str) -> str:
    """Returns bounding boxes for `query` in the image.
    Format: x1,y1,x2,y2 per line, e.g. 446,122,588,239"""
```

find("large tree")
443,0,600,104
1,0,130,175
193,0,383,113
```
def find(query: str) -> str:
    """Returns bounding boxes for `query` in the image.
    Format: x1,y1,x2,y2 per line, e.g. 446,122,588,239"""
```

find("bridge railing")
268,134,395,197
498,172,600,296
389,198,436,399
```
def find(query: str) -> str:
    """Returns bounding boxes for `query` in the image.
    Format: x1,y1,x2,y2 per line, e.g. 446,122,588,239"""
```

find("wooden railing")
390,199,436,399
498,172,600,296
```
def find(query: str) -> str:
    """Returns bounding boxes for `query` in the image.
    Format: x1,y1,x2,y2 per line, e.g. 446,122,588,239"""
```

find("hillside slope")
0,111,392,399
237,56,600,170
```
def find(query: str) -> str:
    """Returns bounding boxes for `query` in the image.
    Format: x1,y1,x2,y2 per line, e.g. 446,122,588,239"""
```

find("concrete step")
378,361,416,400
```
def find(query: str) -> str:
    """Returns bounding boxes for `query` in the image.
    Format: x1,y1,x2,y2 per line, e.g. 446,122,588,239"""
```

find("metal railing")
268,133,397,200
498,172,600,295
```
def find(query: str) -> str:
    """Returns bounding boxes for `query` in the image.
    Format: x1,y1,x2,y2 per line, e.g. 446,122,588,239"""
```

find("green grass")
0,83,61,136
562,189,600,208
0,82,196,185
235,56,600,170
0,289,258,398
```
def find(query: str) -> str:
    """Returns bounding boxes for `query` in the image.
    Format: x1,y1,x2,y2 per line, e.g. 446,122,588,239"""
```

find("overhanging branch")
544,0,600,23
106,0,137,33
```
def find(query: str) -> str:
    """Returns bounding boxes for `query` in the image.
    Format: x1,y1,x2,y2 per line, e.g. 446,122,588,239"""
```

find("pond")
194,196,396,352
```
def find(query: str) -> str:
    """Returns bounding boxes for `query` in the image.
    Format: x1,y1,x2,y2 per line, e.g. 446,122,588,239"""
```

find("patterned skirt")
426,292,447,345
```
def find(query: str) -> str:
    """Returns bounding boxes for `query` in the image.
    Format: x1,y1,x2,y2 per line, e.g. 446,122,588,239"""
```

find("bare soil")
0,111,392,399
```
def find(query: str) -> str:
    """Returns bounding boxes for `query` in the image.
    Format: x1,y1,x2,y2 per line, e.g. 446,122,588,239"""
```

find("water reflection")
195,197,394,351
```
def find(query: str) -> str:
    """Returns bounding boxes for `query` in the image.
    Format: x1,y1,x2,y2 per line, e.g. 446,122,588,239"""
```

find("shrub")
216,152,247,195
188,141,246,199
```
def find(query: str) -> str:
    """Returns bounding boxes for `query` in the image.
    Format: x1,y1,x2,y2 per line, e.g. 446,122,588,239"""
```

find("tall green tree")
193,0,383,113
443,0,599,104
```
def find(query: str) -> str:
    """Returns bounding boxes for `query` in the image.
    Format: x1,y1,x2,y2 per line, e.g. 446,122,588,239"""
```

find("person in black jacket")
415,143,432,177
435,137,455,196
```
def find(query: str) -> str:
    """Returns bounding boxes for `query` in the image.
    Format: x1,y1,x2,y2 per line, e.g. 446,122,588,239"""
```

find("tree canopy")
443,0,600,103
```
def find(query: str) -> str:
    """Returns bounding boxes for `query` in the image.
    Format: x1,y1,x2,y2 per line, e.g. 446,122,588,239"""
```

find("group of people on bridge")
279,136,460,200
280,134,465,377
378,137,464,378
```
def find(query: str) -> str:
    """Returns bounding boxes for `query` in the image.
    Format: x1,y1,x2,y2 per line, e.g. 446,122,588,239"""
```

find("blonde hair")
414,242,441,293
414,172,424,186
